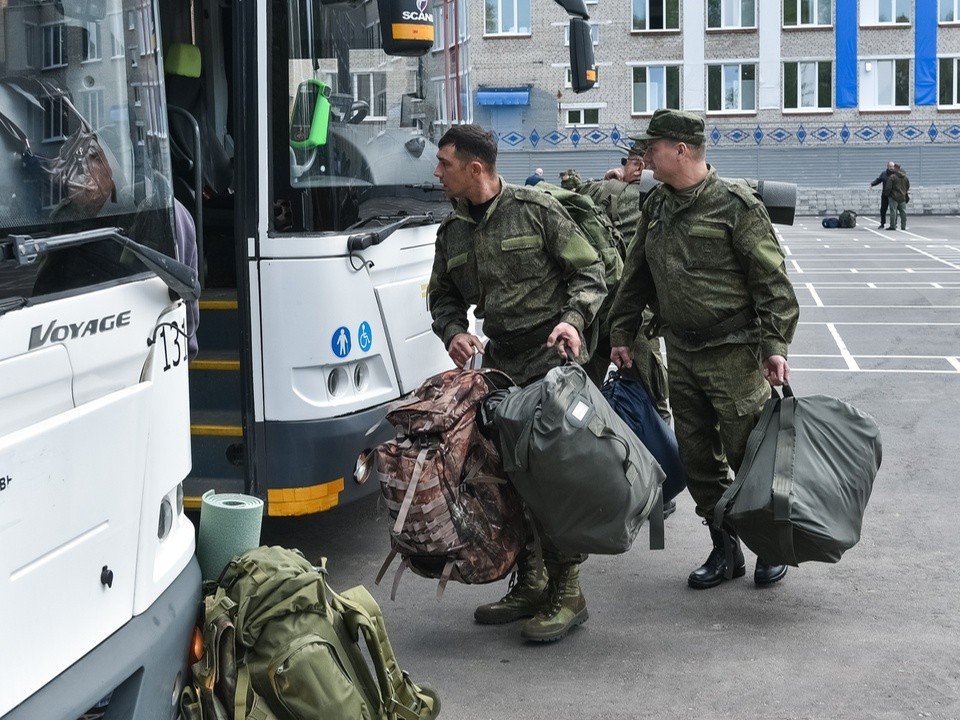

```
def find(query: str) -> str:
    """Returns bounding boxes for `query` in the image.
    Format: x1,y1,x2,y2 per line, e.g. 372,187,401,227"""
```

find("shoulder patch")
726,179,763,208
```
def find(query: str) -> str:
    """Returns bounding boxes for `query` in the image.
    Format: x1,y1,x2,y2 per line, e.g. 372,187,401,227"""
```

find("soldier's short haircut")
438,124,498,169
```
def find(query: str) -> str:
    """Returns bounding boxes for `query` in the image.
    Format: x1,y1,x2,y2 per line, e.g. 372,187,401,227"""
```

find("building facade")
425,0,960,191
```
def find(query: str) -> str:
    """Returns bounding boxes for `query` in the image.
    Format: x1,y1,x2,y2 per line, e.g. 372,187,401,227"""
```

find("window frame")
707,0,756,30
562,105,602,127
632,0,680,32
82,20,102,63
860,57,911,109
942,0,960,23
630,64,681,114
783,60,833,111
484,0,532,36
42,23,66,70
860,0,911,25
564,22,600,45
706,62,757,113
352,71,388,121
783,0,832,27
938,55,960,107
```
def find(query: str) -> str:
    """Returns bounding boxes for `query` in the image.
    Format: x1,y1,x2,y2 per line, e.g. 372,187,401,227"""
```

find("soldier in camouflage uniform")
558,168,584,191
608,109,800,590
579,143,671,425
428,124,607,642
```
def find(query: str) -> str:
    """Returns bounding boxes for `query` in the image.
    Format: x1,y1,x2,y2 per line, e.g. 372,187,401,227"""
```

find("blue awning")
476,88,530,106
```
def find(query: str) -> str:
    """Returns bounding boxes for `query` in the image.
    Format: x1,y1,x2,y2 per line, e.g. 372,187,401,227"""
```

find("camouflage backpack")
373,368,525,598
181,546,440,720
534,181,626,290
838,210,857,228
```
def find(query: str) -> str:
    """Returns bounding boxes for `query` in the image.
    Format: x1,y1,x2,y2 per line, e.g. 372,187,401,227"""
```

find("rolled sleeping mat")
196,490,264,582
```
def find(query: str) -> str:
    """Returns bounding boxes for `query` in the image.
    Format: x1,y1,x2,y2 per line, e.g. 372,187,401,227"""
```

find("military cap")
631,108,705,146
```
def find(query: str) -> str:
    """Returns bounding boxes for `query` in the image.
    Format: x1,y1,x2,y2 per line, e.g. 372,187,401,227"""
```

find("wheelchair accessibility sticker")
358,321,372,352
332,326,351,357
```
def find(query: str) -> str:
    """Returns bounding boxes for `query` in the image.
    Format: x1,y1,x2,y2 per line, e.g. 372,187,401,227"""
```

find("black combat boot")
688,525,746,589
754,558,788,587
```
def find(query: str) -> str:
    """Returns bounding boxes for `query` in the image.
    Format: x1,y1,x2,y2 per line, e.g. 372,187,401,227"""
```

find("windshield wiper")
1,227,200,301
345,213,435,252
0,296,26,316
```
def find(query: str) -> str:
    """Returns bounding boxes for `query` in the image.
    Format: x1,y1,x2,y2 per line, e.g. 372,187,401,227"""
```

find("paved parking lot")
263,215,960,720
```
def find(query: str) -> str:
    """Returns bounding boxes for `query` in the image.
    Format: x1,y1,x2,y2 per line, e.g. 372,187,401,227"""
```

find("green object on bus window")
290,79,331,149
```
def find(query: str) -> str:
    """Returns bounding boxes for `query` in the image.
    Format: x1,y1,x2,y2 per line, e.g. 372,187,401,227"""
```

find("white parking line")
906,245,960,270
805,283,823,306
826,323,859,371
790,259,803,274
949,358,960,372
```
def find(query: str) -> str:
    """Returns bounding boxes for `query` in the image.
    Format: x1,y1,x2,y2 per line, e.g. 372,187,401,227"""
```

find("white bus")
1,0,593,717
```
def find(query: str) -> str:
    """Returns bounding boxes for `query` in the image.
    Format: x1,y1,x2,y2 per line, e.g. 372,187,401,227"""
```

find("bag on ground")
181,546,439,720
600,370,686,503
713,385,882,566
821,217,840,228
839,210,858,228
492,363,665,556
373,368,525,598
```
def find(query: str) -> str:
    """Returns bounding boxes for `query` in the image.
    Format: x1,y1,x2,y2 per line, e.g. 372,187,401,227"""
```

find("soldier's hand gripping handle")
547,322,581,360
762,354,790,386
448,332,485,368
610,345,634,370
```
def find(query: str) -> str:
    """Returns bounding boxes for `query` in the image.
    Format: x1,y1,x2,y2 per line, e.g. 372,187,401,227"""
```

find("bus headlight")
158,496,173,539
354,449,373,484
327,367,348,397
354,362,369,391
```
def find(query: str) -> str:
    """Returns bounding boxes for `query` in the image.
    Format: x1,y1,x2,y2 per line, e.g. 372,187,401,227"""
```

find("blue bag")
600,371,686,503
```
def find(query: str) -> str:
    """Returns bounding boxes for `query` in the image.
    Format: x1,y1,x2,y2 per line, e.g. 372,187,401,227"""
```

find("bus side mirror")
376,0,434,57
568,18,597,94
290,80,332,149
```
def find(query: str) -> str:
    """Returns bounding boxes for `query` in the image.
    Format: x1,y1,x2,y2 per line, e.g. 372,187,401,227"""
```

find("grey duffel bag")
714,385,882,566
492,363,666,555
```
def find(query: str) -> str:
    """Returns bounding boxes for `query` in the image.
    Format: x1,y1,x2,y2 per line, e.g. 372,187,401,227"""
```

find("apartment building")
426,0,960,189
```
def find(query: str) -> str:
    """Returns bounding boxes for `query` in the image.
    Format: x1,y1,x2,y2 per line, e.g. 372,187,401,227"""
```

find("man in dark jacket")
885,164,910,231
870,161,896,229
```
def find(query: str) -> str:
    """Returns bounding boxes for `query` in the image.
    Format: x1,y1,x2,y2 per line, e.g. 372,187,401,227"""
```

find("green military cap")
630,108,705,146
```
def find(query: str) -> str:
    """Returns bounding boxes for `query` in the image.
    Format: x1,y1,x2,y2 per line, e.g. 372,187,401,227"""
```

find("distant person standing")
524,167,544,186
870,161,896,229
885,163,910,231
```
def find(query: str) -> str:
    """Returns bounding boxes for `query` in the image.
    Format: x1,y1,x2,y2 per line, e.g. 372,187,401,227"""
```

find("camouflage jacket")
608,167,799,359
428,178,607,383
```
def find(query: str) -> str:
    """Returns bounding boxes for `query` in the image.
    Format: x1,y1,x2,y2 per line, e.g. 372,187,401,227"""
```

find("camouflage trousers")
665,341,770,522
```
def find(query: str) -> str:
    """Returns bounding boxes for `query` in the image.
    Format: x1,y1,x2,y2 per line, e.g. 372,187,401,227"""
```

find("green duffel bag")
492,363,665,555
714,385,882,566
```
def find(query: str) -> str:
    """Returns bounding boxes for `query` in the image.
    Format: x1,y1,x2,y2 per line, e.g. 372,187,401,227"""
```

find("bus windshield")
272,0,450,233
0,0,176,300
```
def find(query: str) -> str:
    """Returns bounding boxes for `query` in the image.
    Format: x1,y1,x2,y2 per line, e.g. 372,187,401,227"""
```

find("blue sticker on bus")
358,321,372,352
332,326,351,357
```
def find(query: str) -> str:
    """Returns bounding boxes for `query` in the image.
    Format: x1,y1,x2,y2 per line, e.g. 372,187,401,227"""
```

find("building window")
862,0,910,24
939,56,960,106
707,0,755,29
566,66,600,88
82,21,101,62
485,0,531,35
109,13,124,57
632,0,680,31
632,65,680,113
81,89,105,128
564,106,600,126
783,0,831,26
353,72,387,119
40,97,66,141
564,23,599,45
861,58,910,107
707,63,756,112
24,23,38,68
433,0,469,50
42,24,66,69
941,0,960,22
783,61,832,110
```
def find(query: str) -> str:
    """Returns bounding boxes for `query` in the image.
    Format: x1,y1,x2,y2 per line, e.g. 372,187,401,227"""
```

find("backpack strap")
332,586,439,720
436,559,455,600
392,447,430,534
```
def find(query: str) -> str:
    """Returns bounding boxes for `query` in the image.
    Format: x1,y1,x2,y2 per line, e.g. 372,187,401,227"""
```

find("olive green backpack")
180,546,440,720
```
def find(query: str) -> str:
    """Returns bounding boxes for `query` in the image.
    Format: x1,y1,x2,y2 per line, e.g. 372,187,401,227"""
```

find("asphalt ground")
261,214,960,720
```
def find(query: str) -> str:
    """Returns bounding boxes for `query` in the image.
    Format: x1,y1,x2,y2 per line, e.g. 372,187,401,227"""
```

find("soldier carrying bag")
713,385,882,566
492,363,666,556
